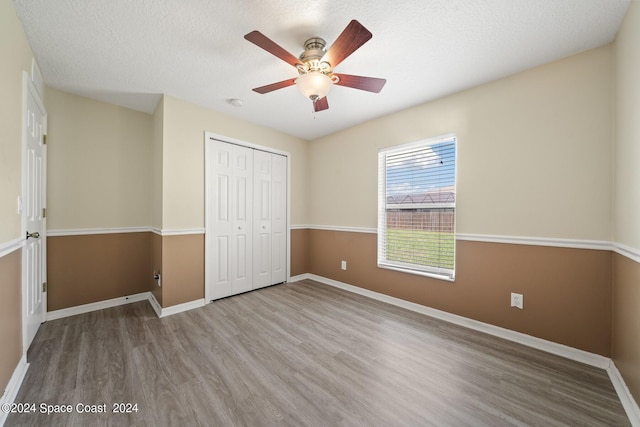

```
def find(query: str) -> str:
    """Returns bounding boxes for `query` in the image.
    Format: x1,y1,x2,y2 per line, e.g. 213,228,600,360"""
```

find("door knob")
26,231,40,239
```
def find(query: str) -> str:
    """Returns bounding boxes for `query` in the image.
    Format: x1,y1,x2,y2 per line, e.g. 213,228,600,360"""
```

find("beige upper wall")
161,95,309,229
615,0,640,251
45,88,153,230
310,45,613,241
0,0,35,244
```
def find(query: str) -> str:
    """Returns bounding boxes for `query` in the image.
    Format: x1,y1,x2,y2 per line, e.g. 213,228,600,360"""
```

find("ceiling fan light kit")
296,71,333,101
244,20,386,112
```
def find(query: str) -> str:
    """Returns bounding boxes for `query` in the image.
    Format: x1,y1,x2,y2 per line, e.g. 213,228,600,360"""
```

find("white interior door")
23,73,47,351
209,141,253,299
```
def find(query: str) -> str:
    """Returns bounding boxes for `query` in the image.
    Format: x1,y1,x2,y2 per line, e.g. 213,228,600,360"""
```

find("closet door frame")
204,132,291,303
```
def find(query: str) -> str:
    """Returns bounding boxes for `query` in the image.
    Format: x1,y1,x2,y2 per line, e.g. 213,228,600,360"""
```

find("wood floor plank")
6,279,631,426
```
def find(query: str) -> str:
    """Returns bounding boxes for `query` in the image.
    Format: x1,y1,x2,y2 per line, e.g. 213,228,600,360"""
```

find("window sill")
377,263,455,282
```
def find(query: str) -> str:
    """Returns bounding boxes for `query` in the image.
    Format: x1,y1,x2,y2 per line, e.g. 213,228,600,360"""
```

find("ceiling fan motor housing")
298,37,333,76
299,37,326,62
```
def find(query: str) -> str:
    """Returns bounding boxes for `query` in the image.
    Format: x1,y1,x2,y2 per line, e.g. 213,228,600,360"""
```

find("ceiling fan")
244,20,386,112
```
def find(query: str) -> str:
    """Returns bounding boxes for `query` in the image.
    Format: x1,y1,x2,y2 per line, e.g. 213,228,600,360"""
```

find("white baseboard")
0,355,29,426
292,273,640,424
46,292,151,321
288,274,309,283
153,298,206,318
46,291,207,321
147,292,163,317
608,361,640,426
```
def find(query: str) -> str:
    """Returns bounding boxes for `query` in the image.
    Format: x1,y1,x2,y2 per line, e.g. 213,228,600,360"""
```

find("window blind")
377,136,456,280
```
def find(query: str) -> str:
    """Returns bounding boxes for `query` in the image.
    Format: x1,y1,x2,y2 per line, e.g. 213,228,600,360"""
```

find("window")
377,135,456,281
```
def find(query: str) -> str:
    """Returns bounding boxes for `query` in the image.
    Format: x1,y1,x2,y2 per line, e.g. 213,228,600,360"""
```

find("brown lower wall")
0,249,22,394
612,252,640,406
307,229,613,357
48,233,151,311
161,234,204,307
291,228,310,276
47,232,204,311
44,229,621,363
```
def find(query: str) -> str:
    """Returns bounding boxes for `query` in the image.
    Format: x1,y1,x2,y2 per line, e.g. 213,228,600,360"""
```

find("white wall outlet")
511,292,523,309
341,260,347,270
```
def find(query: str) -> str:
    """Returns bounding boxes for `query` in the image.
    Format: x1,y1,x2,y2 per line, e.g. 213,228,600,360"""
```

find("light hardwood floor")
6,279,630,426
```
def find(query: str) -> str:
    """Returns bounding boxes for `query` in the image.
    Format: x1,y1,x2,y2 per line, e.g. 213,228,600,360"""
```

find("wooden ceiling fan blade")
333,74,386,93
313,97,329,112
244,31,301,67
252,78,297,94
321,20,372,68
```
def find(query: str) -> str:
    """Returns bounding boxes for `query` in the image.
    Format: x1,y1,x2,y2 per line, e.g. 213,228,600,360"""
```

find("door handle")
26,231,40,239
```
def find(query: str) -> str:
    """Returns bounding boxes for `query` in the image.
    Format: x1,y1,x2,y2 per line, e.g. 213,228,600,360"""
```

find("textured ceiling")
14,0,630,140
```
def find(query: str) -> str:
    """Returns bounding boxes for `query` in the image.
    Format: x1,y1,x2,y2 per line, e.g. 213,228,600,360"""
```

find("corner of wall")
150,231,163,306
611,0,640,408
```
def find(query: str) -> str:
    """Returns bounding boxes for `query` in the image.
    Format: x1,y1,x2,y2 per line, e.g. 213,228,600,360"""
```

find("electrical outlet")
511,292,523,309
341,260,347,270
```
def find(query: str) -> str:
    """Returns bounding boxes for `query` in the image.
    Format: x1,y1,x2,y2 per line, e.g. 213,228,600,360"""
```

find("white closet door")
253,150,272,289
271,154,287,284
207,137,288,301
210,141,253,299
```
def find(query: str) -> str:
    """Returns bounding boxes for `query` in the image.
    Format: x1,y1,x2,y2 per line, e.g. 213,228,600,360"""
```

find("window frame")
377,134,457,282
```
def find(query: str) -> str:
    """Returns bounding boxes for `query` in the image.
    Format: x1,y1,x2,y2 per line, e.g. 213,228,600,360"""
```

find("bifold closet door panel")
253,150,273,289
253,151,288,289
271,153,287,284
210,141,254,299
